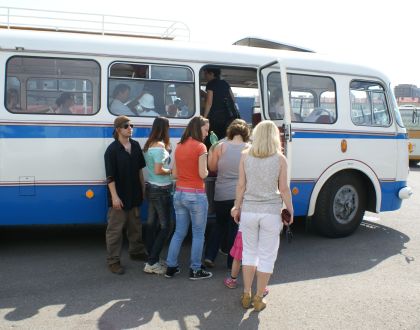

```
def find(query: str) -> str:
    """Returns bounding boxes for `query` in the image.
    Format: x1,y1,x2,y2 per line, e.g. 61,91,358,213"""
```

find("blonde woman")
231,120,293,311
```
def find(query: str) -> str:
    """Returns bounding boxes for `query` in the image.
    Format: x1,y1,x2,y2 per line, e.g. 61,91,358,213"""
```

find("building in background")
395,84,420,106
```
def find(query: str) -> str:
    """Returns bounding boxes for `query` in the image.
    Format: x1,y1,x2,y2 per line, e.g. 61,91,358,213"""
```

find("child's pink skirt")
230,231,243,261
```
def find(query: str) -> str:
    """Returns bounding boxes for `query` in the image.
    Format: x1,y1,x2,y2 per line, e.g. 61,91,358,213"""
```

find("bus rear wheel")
313,173,366,238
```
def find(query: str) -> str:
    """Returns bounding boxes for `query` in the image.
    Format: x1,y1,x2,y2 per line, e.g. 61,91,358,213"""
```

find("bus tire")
313,173,366,238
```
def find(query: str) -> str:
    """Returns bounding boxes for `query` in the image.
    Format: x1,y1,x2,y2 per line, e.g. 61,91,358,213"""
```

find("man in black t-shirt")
203,67,237,143
104,115,147,274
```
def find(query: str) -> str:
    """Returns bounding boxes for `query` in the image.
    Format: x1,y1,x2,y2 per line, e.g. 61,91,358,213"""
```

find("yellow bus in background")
399,105,420,166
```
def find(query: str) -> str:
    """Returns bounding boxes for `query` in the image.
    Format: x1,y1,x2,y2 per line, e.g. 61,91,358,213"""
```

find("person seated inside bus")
304,108,332,123
166,104,178,117
136,93,159,117
269,91,301,122
110,84,136,116
6,88,21,111
175,84,194,117
55,92,75,114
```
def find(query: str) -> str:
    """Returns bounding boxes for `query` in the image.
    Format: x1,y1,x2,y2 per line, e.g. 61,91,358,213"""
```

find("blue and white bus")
0,9,412,237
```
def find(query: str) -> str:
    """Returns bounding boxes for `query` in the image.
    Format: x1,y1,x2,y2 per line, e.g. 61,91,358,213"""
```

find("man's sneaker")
204,258,215,268
165,266,180,278
189,268,213,280
129,252,148,261
144,262,166,275
108,262,124,275
224,277,238,289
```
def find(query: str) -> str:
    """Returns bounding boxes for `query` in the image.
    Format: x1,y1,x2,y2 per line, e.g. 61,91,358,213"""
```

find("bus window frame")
5,55,101,116
108,61,195,118
350,79,393,128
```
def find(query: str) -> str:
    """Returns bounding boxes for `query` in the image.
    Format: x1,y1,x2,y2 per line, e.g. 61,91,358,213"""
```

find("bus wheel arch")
308,164,380,238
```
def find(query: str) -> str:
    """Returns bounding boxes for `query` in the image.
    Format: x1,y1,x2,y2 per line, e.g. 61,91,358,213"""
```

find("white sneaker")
144,262,166,275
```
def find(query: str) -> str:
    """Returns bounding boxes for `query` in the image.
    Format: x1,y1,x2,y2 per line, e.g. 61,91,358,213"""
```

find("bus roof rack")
0,6,190,41
233,37,314,53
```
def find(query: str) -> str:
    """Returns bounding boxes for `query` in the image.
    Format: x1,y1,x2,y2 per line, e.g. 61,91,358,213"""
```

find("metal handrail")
0,6,190,41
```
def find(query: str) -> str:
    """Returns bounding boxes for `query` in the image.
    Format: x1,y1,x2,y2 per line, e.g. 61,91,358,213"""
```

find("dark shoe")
189,268,213,280
108,262,125,275
165,266,180,278
219,248,228,256
129,252,148,261
204,258,215,268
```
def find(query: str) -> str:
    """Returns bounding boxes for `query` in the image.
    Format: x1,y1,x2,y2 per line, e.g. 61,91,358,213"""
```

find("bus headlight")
398,187,413,199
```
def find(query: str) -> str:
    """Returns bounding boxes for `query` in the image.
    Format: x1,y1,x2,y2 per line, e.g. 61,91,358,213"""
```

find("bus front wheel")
313,173,366,238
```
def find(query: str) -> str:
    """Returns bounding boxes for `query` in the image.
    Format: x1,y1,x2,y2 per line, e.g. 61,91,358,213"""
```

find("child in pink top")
224,231,269,296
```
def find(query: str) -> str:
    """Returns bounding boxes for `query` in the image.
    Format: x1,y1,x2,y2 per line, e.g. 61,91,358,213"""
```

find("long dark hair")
179,116,209,144
143,117,170,152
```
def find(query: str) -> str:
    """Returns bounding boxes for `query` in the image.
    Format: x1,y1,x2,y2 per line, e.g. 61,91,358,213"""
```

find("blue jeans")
145,183,174,265
166,191,208,271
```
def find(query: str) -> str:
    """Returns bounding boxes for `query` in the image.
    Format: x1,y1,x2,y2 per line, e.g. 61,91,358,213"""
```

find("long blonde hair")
248,120,281,158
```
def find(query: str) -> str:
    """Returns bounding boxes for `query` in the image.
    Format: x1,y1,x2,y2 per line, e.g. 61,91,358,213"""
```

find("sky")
2,0,420,87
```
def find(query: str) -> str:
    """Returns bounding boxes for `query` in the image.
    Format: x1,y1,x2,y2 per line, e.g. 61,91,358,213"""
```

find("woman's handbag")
223,96,240,120
281,209,293,243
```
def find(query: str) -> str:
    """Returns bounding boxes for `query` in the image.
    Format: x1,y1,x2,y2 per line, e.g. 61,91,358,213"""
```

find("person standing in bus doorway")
165,116,213,280
203,67,237,144
231,120,294,311
143,117,174,275
104,115,148,275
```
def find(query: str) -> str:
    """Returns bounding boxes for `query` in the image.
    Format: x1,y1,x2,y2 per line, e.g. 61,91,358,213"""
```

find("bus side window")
268,73,337,124
108,62,195,118
6,56,99,115
350,81,391,127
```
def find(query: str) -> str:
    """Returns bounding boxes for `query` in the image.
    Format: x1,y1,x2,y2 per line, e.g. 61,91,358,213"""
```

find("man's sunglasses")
121,124,134,129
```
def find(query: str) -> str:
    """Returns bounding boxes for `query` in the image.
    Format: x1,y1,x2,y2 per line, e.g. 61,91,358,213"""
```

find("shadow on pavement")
0,219,409,328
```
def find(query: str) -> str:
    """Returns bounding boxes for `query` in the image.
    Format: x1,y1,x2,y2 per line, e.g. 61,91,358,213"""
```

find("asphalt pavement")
0,166,419,329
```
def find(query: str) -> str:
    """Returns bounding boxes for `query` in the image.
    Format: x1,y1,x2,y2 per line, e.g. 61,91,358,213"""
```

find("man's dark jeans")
145,183,173,265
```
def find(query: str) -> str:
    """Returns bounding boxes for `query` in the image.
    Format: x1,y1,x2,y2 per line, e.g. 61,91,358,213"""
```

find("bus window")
6,56,100,115
108,62,194,118
350,81,391,127
268,73,337,123
290,91,314,121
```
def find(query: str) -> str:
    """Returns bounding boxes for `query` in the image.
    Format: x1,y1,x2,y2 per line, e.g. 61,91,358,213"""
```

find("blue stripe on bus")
0,124,408,140
293,131,407,140
0,180,406,225
0,125,184,138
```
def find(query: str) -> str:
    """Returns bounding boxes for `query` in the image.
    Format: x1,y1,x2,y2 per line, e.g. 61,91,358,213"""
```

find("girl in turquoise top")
143,117,173,275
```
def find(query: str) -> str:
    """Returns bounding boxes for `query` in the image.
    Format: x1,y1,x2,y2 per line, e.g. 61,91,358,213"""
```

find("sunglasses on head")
121,123,134,129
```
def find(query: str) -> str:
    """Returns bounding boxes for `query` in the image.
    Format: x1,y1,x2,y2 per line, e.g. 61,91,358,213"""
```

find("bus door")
258,60,292,179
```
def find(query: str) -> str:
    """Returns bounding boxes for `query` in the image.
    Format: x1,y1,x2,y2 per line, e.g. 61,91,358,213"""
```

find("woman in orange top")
165,116,213,280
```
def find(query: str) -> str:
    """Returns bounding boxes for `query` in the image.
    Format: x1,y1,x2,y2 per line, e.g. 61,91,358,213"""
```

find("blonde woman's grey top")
214,142,248,201
242,152,283,215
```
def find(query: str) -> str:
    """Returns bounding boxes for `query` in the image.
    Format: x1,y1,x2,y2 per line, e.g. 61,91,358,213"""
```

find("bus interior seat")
316,115,331,124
